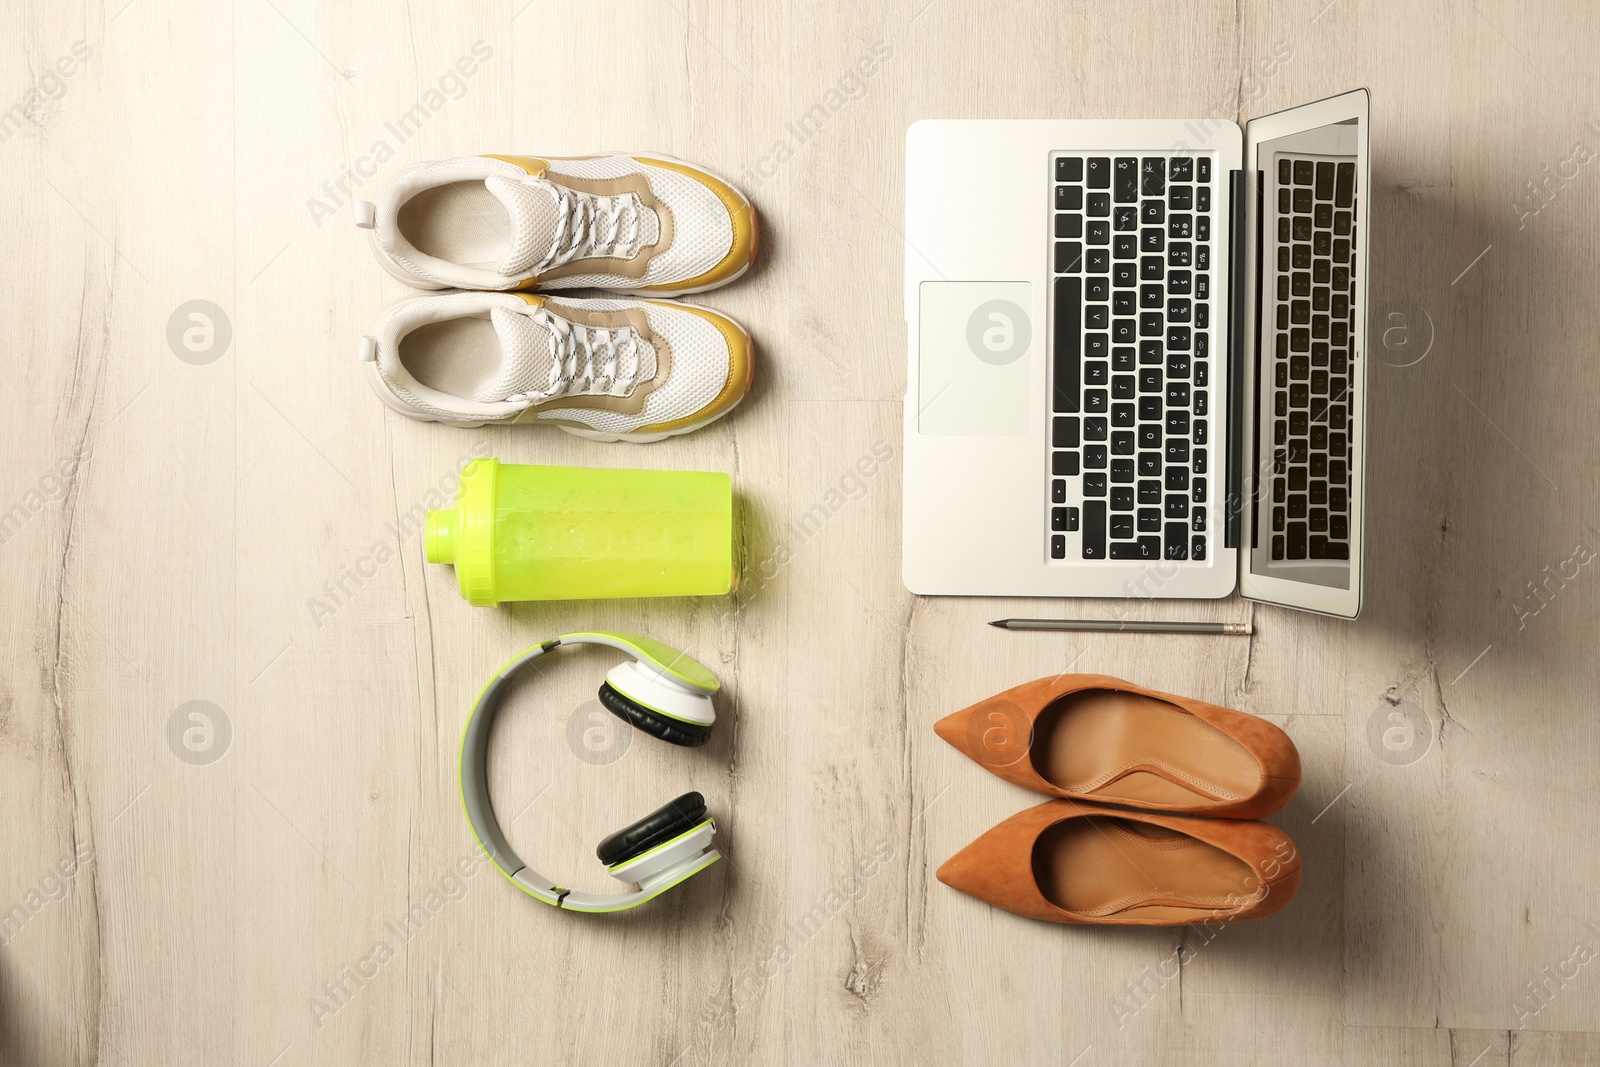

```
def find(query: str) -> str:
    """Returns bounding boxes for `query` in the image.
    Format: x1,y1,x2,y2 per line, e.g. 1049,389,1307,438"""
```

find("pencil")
988,619,1252,635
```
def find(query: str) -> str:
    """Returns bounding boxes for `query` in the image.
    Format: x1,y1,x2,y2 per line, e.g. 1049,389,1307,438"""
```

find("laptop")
902,90,1371,617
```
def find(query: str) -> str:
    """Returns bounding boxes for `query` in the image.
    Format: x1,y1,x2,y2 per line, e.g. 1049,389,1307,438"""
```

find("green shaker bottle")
424,458,733,606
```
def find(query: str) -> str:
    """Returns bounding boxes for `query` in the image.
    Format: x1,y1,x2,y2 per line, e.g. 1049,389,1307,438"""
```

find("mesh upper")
533,298,732,433
541,160,734,288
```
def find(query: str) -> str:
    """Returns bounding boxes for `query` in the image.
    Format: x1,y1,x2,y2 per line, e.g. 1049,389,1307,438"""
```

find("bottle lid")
425,510,457,563
425,458,501,606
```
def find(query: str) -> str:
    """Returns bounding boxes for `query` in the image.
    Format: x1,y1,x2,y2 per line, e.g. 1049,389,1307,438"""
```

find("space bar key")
1053,277,1081,413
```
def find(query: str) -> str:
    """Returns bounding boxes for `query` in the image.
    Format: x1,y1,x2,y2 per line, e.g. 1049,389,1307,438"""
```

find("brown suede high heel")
934,673,1300,819
936,800,1302,926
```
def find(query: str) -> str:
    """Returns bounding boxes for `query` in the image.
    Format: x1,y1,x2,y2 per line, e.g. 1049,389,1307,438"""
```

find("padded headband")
458,633,722,913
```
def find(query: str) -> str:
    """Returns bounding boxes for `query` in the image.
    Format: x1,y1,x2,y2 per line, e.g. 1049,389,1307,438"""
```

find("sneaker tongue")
476,306,555,403
484,174,561,277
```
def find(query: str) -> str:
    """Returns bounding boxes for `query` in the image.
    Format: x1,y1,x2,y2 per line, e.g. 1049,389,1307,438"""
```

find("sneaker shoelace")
509,308,644,403
533,184,647,273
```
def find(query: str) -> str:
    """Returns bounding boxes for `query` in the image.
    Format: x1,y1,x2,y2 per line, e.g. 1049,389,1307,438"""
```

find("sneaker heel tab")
358,336,378,362
352,200,377,229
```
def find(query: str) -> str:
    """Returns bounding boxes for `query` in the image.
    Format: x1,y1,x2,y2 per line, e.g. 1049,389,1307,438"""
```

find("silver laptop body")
902,89,1371,617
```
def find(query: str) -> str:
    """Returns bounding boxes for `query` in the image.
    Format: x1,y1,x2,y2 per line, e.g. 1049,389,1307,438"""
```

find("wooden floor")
4,0,1600,1063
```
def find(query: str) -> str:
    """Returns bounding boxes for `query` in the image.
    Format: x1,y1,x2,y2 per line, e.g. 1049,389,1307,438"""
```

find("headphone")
458,631,723,913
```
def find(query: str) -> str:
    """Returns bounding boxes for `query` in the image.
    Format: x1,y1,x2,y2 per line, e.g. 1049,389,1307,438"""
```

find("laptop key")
1087,157,1111,189
1335,162,1355,206
1052,479,1067,504
1315,161,1335,201
1082,501,1107,558
1052,506,1079,532
1111,513,1135,538
1114,157,1139,201
1110,536,1160,560
1191,535,1206,560
1142,157,1166,195
1137,508,1161,532
1287,522,1307,559
1052,277,1081,412
1164,523,1189,560
1051,534,1066,559
1058,157,1083,182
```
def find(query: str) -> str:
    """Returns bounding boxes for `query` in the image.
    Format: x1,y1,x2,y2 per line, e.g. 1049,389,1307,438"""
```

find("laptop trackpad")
918,281,1032,436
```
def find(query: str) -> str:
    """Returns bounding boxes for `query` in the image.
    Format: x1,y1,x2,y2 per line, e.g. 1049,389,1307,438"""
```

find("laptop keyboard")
1047,153,1216,563
1266,156,1357,561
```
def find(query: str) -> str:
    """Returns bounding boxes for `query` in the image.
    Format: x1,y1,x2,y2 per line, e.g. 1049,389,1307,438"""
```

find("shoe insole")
1033,816,1255,919
1032,690,1260,808
399,182,512,271
398,315,501,399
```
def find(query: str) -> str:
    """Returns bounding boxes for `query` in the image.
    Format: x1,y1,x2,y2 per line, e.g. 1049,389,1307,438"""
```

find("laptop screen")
1247,117,1363,595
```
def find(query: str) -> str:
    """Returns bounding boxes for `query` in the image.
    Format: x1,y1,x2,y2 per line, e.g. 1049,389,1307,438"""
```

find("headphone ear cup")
598,681,713,747
596,791,708,867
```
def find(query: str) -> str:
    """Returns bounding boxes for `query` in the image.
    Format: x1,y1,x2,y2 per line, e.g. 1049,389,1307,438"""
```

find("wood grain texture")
3,0,1600,1063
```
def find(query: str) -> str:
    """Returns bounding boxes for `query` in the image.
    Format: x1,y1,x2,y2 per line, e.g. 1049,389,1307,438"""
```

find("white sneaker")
352,154,758,294
358,291,753,440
